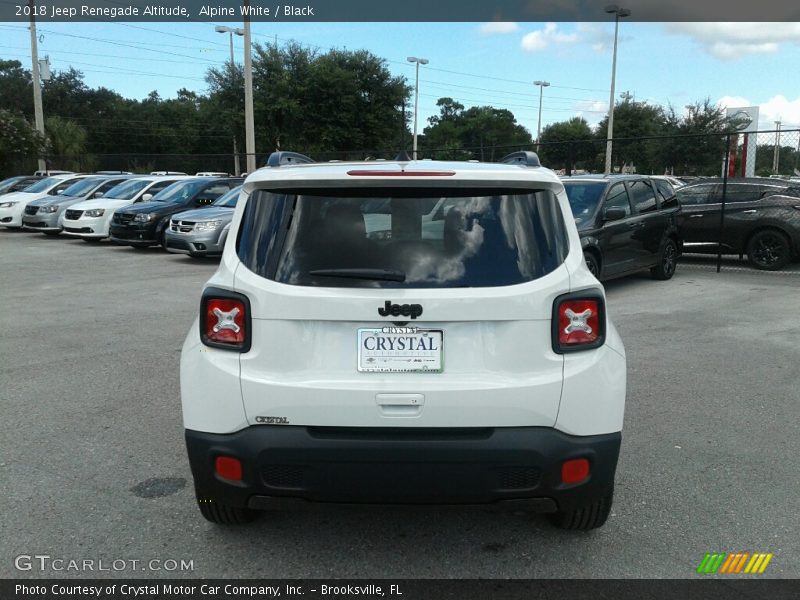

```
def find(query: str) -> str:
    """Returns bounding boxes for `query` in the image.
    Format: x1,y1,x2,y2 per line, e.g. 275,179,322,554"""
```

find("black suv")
562,175,681,281
676,178,800,270
109,177,242,249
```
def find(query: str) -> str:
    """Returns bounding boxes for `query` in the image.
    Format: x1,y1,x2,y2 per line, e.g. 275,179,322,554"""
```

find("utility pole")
215,25,244,176
29,1,46,172
243,0,256,173
620,90,633,103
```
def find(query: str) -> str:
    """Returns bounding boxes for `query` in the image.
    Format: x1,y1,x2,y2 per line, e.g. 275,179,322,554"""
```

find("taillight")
551,291,606,354
200,287,251,352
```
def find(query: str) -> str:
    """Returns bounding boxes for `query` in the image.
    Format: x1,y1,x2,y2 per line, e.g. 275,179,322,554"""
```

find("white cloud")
573,100,609,127
666,23,800,60
575,23,613,53
479,22,520,35
521,23,578,52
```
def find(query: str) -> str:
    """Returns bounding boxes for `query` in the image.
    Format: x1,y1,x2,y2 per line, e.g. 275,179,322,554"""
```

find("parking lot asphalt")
1,230,798,579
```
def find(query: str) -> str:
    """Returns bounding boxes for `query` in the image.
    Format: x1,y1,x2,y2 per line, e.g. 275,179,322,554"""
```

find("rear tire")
650,238,678,280
746,229,791,271
197,496,258,525
549,489,613,530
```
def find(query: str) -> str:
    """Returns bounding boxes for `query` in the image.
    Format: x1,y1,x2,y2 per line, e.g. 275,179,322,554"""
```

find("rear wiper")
308,268,406,282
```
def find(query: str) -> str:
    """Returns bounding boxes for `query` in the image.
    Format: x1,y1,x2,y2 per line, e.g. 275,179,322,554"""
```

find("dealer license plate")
358,327,443,373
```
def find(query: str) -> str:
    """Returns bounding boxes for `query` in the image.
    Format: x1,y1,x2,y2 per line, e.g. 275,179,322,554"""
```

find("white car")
61,176,192,241
0,174,91,228
181,151,626,530
22,175,135,235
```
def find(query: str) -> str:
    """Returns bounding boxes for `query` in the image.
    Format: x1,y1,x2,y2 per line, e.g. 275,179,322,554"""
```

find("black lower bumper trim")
186,426,621,512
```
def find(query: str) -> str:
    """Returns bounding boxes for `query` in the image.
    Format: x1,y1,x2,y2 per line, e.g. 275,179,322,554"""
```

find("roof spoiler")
500,151,541,168
265,151,315,167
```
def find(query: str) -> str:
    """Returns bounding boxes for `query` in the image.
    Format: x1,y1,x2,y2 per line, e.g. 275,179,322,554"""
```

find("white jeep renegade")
180,151,626,530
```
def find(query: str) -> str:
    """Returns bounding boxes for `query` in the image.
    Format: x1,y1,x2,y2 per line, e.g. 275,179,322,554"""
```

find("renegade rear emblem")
378,301,423,319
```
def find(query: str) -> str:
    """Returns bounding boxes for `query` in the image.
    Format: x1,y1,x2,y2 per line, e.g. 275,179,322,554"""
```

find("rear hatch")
234,183,571,428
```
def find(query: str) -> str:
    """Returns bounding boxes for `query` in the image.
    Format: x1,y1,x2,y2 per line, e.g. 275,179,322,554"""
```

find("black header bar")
2,0,800,22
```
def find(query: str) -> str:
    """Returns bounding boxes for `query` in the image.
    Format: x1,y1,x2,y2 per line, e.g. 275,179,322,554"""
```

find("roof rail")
500,151,541,168
265,151,315,168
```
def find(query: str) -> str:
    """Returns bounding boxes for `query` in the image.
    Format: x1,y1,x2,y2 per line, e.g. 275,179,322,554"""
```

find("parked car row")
560,174,800,275
3,169,798,271
0,172,243,257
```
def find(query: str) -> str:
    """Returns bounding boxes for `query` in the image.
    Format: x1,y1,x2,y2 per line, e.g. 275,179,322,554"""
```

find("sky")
1,20,799,136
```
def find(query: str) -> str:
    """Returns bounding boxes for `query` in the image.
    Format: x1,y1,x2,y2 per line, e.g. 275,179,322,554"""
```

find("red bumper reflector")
215,456,242,481
561,458,590,484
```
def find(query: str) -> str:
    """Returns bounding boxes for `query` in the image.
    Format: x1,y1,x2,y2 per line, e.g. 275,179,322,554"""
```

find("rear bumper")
186,426,620,512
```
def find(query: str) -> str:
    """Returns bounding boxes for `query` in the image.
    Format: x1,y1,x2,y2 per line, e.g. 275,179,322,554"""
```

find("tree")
44,116,88,170
659,99,727,175
421,98,532,161
595,100,666,173
0,60,33,117
537,117,595,174
420,98,469,160
0,109,44,177
229,43,410,158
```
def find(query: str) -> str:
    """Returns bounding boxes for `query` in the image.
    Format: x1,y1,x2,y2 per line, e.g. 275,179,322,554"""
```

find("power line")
417,93,606,114
1,53,209,81
0,45,211,66
0,25,226,65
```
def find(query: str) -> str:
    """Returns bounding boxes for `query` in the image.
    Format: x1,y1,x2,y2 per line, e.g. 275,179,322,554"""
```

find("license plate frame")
357,327,444,373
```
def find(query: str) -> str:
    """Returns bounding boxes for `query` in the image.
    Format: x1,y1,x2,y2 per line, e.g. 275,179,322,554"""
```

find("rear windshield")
237,187,568,288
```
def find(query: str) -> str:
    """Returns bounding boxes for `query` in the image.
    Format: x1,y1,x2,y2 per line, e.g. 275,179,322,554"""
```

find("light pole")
604,5,631,174
215,25,244,176
533,80,550,148
773,120,782,174
243,0,256,173
407,56,429,160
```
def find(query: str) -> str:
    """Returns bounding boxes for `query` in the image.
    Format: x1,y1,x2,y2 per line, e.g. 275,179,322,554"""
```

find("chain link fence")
4,129,800,273
8,128,799,179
